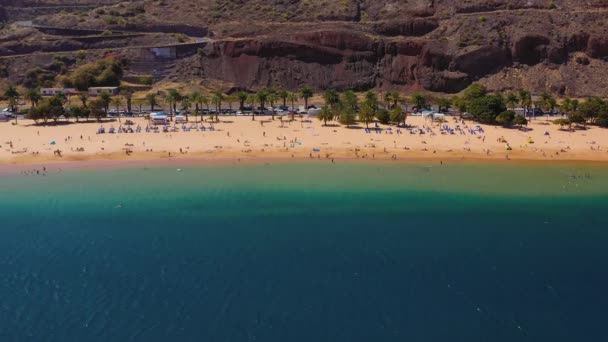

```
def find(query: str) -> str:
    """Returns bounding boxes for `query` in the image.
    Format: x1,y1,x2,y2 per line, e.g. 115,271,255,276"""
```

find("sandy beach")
1,115,608,168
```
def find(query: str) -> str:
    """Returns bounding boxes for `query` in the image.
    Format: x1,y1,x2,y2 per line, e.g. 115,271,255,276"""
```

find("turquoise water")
1,162,608,341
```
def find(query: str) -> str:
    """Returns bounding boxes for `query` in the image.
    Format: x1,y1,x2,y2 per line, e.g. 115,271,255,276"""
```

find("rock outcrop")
3,0,608,96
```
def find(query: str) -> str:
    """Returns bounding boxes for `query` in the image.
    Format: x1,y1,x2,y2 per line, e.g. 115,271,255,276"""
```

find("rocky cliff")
3,0,608,96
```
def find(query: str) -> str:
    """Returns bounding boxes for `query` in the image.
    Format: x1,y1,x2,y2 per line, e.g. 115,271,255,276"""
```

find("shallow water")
1,162,607,341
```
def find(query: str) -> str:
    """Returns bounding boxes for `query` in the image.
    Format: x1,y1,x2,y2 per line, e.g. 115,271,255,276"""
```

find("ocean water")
1,161,608,342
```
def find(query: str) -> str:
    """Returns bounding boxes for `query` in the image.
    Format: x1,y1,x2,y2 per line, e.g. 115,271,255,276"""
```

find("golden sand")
1,115,607,166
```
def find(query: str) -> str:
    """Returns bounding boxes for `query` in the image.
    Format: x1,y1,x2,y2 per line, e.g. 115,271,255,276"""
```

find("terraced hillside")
2,0,608,96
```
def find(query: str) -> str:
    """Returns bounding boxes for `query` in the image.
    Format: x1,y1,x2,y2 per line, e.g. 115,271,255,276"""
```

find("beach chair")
109,127,115,134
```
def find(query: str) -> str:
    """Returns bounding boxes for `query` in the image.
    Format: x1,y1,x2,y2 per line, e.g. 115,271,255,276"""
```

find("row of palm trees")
136,86,316,122
4,82,577,127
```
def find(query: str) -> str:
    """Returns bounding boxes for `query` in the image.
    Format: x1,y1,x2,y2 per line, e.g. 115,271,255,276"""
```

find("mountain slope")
2,0,608,96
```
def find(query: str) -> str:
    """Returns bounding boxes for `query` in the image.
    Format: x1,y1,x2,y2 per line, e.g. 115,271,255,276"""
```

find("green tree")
256,89,269,111
495,110,515,127
68,105,89,123
181,97,191,121
568,112,586,127
451,95,467,114
165,88,181,120
364,91,379,110
359,102,376,128
341,90,358,112
468,95,506,124
190,91,203,122
122,89,133,113
518,89,532,117
4,84,19,123
201,95,210,120
338,106,356,127
67,57,123,90
411,93,427,112
278,89,289,107
78,93,89,108
375,108,390,124
300,86,313,110
323,89,340,109
317,107,334,126
287,92,298,121
437,98,452,113
25,88,41,109
390,106,406,126
505,92,519,110
211,91,224,121
463,83,488,102
553,118,570,130
99,91,112,116
268,92,278,120
47,93,67,123
578,97,605,124
237,91,248,110
89,98,106,121
247,94,257,121
512,115,528,127
111,96,123,123
145,93,157,112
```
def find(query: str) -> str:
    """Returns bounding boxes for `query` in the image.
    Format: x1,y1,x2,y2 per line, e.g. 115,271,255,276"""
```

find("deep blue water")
1,162,608,341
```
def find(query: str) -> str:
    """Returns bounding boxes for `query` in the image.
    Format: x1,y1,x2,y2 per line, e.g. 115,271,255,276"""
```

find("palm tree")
122,90,133,113
111,97,122,123
99,91,112,117
388,91,401,109
287,92,298,120
25,88,41,108
256,89,269,112
225,94,235,113
412,93,427,112
190,91,203,122
300,86,313,110
323,89,340,109
518,89,532,117
211,91,224,122
165,89,181,120
181,97,191,121
505,92,519,110
78,93,88,108
437,98,452,113
278,89,289,107
267,92,278,120
145,93,157,112
4,85,19,123
248,94,257,121
201,95,210,121
561,98,572,116
237,91,248,110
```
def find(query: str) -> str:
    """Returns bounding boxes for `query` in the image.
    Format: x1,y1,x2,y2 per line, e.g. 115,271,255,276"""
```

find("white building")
88,87,119,96
40,88,77,96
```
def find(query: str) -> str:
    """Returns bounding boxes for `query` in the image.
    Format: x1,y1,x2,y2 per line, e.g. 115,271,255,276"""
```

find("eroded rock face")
512,34,550,65
5,0,608,96
198,21,608,94
372,19,439,37
587,35,608,59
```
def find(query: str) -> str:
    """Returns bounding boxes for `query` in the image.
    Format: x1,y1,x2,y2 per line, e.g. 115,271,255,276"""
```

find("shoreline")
3,152,608,176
